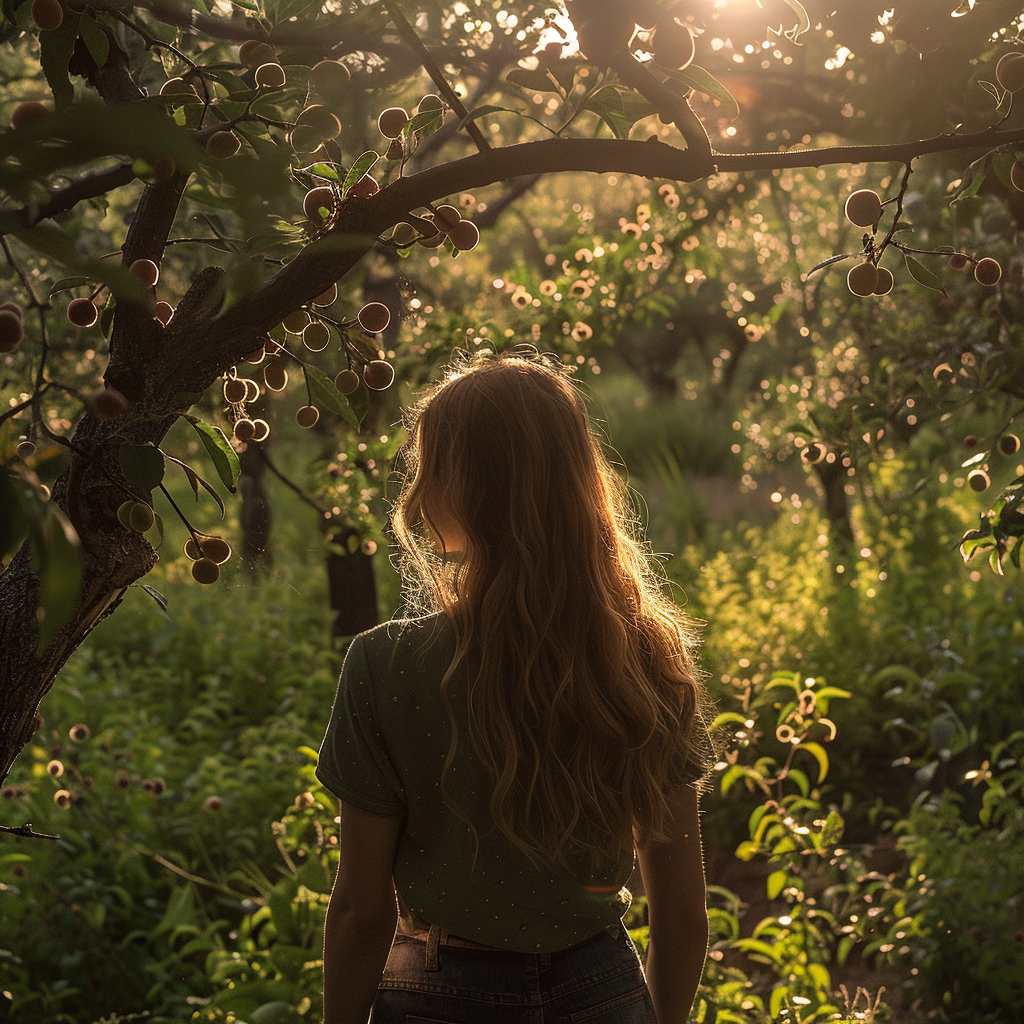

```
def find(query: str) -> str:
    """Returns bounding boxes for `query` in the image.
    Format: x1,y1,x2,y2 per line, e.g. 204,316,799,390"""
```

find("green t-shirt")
315,613,636,953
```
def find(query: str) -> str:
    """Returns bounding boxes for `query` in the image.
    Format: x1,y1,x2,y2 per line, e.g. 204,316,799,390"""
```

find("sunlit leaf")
304,364,358,429
798,740,829,783
188,419,239,492
342,152,379,196
662,65,740,121
903,254,946,294
78,15,110,68
32,508,81,653
119,442,166,495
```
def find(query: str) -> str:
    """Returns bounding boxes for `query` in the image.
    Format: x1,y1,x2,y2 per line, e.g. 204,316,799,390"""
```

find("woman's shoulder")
349,612,454,669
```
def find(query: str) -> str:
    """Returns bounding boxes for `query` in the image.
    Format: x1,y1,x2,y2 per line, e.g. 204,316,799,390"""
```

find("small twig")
874,161,915,263
255,445,327,515
0,823,60,841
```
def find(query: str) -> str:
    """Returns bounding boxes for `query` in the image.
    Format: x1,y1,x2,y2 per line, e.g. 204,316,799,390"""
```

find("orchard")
2,1,1024,1021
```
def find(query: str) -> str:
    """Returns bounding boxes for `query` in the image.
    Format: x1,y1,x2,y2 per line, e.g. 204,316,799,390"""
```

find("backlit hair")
392,347,713,867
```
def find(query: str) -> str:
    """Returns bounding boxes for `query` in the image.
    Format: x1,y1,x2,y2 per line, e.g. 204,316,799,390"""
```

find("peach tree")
2,0,1024,791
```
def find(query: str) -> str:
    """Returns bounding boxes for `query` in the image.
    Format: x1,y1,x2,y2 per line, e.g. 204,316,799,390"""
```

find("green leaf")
458,104,517,129
38,11,79,110
136,583,169,614
33,509,81,653
798,741,829,783
506,68,564,94
342,151,379,196
662,65,740,121
304,365,358,429
165,454,226,517
0,470,36,562
950,155,988,204
583,87,655,140
78,14,110,68
49,276,91,296
766,869,787,900
712,711,748,728
306,161,341,183
903,254,947,294
734,840,760,862
406,107,445,135
188,419,239,492
779,0,811,40
119,442,166,494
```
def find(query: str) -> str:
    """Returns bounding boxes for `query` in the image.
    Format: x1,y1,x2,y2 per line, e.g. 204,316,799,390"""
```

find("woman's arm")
636,784,709,1024
323,802,404,1024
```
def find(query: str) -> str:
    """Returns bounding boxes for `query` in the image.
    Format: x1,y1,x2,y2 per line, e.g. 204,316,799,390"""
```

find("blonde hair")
392,347,713,867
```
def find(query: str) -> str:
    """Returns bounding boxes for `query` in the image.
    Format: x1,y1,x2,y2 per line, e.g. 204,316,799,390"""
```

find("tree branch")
0,162,137,235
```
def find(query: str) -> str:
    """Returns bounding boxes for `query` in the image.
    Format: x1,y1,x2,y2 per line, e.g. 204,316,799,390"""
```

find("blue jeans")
369,923,656,1023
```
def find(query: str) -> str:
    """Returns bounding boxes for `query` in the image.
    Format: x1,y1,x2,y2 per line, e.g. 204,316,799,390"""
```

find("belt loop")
425,924,442,972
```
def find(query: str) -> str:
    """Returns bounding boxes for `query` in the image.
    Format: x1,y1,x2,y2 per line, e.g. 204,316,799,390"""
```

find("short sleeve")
315,635,406,815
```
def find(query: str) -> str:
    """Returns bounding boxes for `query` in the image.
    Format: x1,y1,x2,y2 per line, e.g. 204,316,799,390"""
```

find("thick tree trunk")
325,527,379,638
238,440,273,570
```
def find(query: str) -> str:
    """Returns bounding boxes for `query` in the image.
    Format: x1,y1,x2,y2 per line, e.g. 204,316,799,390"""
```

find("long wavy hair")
391,347,713,868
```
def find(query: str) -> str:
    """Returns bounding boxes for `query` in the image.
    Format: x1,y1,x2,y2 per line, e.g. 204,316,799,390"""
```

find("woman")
317,347,715,1024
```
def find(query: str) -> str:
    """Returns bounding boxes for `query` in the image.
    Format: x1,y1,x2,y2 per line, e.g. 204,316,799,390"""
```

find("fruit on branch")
296,405,320,428
348,175,379,198
801,442,826,465
968,469,990,492
844,189,882,228
363,360,395,391
948,252,969,269
244,379,260,402
999,434,1021,455
335,368,359,394
378,106,409,139
433,204,462,233
239,40,277,70
90,388,128,420
391,222,419,247
243,345,266,364
206,131,241,158
873,267,894,295
416,93,443,115
313,284,337,306
357,302,390,333
199,536,232,564
154,300,174,325
417,227,445,248
1011,160,1024,193
184,538,201,560
652,19,695,70
847,261,878,296
0,309,24,352
303,186,335,223
995,52,1024,92
191,558,220,584
573,6,637,66
251,419,270,442
0,302,22,317
31,0,63,31
290,125,324,154
283,309,311,333
129,259,160,287
974,257,1002,286
233,418,256,441
159,77,198,104
309,60,350,105
224,377,247,403
128,502,155,533
10,100,50,130
255,62,286,89
54,790,72,808
206,796,222,810
447,219,480,251
302,321,331,351
264,362,288,391
67,298,98,327
296,104,342,141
